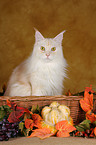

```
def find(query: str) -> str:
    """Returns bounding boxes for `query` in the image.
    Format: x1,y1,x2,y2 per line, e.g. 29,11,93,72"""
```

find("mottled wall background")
0,0,96,94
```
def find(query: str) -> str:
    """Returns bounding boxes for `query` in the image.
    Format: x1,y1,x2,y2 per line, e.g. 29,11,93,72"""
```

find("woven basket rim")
0,95,96,102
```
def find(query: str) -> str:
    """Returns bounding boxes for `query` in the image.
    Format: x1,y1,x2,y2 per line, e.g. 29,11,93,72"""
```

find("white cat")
4,29,67,96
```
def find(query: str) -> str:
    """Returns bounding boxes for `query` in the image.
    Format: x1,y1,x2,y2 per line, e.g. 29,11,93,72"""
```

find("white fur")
4,30,67,96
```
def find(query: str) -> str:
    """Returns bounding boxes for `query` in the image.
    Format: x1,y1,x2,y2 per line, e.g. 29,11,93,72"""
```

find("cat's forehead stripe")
48,40,50,46
46,39,53,46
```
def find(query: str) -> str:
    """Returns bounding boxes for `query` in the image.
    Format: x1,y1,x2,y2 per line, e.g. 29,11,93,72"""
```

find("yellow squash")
41,101,73,126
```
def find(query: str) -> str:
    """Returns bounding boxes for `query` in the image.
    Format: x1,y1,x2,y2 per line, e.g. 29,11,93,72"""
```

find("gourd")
41,101,73,126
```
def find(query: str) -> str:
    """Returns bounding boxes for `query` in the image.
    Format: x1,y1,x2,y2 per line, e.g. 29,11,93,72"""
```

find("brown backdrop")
0,0,96,94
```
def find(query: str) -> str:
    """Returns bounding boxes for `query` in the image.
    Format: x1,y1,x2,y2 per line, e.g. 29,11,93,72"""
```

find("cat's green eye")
41,46,45,51
51,47,56,51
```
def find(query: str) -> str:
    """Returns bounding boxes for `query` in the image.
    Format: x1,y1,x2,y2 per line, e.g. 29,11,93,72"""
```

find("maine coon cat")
4,29,67,96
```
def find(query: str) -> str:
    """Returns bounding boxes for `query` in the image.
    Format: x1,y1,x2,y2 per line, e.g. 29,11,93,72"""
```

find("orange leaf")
6,100,11,107
85,85,94,93
84,91,93,107
80,91,93,112
7,99,17,109
65,90,72,96
25,119,34,129
80,99,92,112
28,128,53,139
55,120,76,137
57,131,70,137
94,127,96,136
32,114,42,127
86,111,96,123
89,128,94,137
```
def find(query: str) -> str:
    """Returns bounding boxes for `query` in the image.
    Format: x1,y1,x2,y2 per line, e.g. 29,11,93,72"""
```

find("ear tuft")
34,28,44,42
54,30,66,43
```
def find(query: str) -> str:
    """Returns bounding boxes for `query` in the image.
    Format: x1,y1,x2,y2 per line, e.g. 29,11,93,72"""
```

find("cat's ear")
54,30,66,43
34,28,44,42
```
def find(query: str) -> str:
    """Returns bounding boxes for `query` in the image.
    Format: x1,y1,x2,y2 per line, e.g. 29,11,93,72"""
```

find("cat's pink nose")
46,54,50,57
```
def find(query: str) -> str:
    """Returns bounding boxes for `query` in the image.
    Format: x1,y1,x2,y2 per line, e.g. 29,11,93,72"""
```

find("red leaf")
85,85,94,93
28,128,53,139
8,107,25,123
7,100,30,123
25,119,34,129
7,99,16,109
8,112,20,123
55,120,76,137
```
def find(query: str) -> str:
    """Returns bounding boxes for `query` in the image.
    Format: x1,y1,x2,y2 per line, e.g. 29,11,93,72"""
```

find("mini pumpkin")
41,101,73,126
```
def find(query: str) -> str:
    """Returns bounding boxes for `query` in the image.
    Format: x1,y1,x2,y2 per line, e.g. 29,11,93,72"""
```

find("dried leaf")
24,112,31,121
86,111,96,123
7,100,30,123
32,113,42,127
55,120,76,137
80,91,93,112
85,85,94,93
94,127,96,136
65,90,72,96
28,128,53,139
25,119,34,129
7,99,15,108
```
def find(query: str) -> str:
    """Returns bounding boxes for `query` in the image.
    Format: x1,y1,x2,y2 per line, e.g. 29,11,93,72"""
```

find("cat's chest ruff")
30,62,64,96
30,61,59,83
33,63,56,79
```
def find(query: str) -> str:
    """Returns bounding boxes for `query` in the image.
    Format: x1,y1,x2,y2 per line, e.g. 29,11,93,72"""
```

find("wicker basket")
0,95,96,123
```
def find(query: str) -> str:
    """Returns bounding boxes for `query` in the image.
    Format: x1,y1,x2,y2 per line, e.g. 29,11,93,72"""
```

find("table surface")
0,137,96,145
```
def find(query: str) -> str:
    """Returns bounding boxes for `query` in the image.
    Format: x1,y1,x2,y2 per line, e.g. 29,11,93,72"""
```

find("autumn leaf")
7,99,16,109
28,128,53,139
8,106,26,123
89,128,95,137
65,90,72,96
7,100,30,123
75,119,91,132
24,112,31,121
86,111,96,123
80,91,93,112
85,85,94,94
94,127,96,136
38,121,57,134
32,113,43,127
25,119,34,129
55,120,76,137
